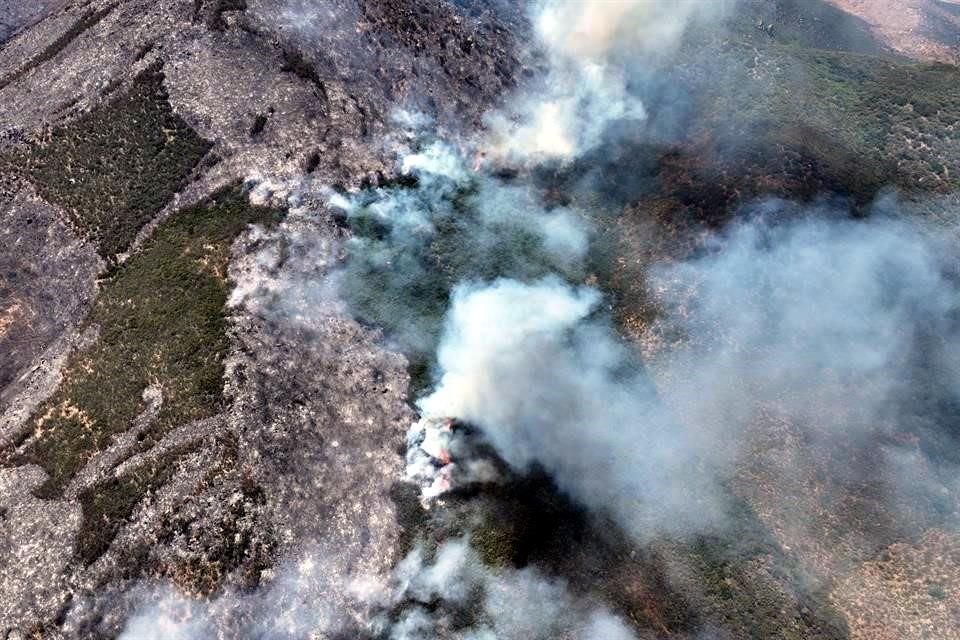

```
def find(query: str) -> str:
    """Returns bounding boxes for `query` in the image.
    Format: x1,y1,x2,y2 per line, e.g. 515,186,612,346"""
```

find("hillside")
0,1,958,639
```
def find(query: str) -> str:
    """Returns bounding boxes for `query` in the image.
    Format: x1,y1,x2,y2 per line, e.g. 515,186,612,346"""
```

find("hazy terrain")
0,1,959,639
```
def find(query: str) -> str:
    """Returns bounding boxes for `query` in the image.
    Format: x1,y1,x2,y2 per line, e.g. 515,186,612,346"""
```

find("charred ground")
0,1,958,639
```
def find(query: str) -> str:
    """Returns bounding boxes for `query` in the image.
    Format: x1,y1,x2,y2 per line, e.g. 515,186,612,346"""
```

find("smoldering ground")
108,0,960,638
113,185,960,639
116,538,641,640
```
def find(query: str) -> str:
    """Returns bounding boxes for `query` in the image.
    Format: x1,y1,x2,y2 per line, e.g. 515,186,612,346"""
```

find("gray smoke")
113,168,960,640
117,539,639,640
649,211,960,530
376,538,639,640
414,209,960,538
416,276,724,539
651,211,960,439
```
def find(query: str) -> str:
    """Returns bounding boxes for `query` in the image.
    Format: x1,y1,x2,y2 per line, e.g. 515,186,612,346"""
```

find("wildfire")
404,415,501,504
405,416,459,504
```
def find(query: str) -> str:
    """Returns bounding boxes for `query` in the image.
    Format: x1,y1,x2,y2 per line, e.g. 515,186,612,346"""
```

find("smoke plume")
651,211,960,439
484,0,734,164
117,539,638,640
649,211,960,527
105,0,960,638
410,208,960,536
415,276,723,539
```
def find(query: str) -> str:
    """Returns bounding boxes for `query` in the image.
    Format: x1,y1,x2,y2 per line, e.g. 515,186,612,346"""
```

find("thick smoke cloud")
649,212,960,524
534,0,714,59
416,277,724,539
413,210,960,540
651,212,960,440
116,202,960,638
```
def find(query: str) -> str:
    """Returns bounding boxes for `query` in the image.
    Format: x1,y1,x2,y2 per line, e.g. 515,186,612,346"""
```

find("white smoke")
110,2,960,637
376,538,640,640
647,213,960,530
412,210,960,538
116,210,960,639
484,0,734,164
484,62,645,164
650,213,960,440
404,416,502,501
116,547,355,640
118,591,211,640
534,0,720,60
417,276,724,539
117,539,639,640
331,136,591,354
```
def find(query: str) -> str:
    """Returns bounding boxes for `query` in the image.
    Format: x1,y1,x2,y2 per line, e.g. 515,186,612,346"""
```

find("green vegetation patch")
721,0,886,55
77,431,274,584
10,62,212,258
0,3,118,91
693,44,960,200
16,187,281,497
76,444,195,566
673,498,850,640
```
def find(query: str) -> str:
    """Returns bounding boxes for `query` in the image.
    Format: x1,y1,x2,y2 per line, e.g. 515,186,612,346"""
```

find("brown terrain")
828,0,960,62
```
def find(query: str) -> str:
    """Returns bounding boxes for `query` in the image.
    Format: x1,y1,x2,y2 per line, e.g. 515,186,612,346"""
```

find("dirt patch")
832,529,960,639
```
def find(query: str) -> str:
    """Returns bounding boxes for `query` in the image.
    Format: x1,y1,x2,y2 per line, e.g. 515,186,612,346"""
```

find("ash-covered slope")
0,0,523,635
0,1,958,639
0,0,63,44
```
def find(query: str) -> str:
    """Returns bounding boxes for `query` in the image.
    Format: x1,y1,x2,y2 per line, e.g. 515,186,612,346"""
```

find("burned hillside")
0,1,959,639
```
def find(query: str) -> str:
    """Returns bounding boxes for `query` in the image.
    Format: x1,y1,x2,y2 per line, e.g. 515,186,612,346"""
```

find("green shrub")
17,187,282,497
75,444,195,565
927,583,947,600
13,62,212,259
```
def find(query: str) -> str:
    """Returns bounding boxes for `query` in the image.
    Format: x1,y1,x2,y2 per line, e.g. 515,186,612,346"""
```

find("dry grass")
831,530,960,640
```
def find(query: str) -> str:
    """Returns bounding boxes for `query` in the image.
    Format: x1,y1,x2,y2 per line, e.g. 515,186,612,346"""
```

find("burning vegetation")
1,0,960,639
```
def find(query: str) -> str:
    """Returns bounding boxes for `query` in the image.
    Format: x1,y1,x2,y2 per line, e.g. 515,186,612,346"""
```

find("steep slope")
0,0,63,44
